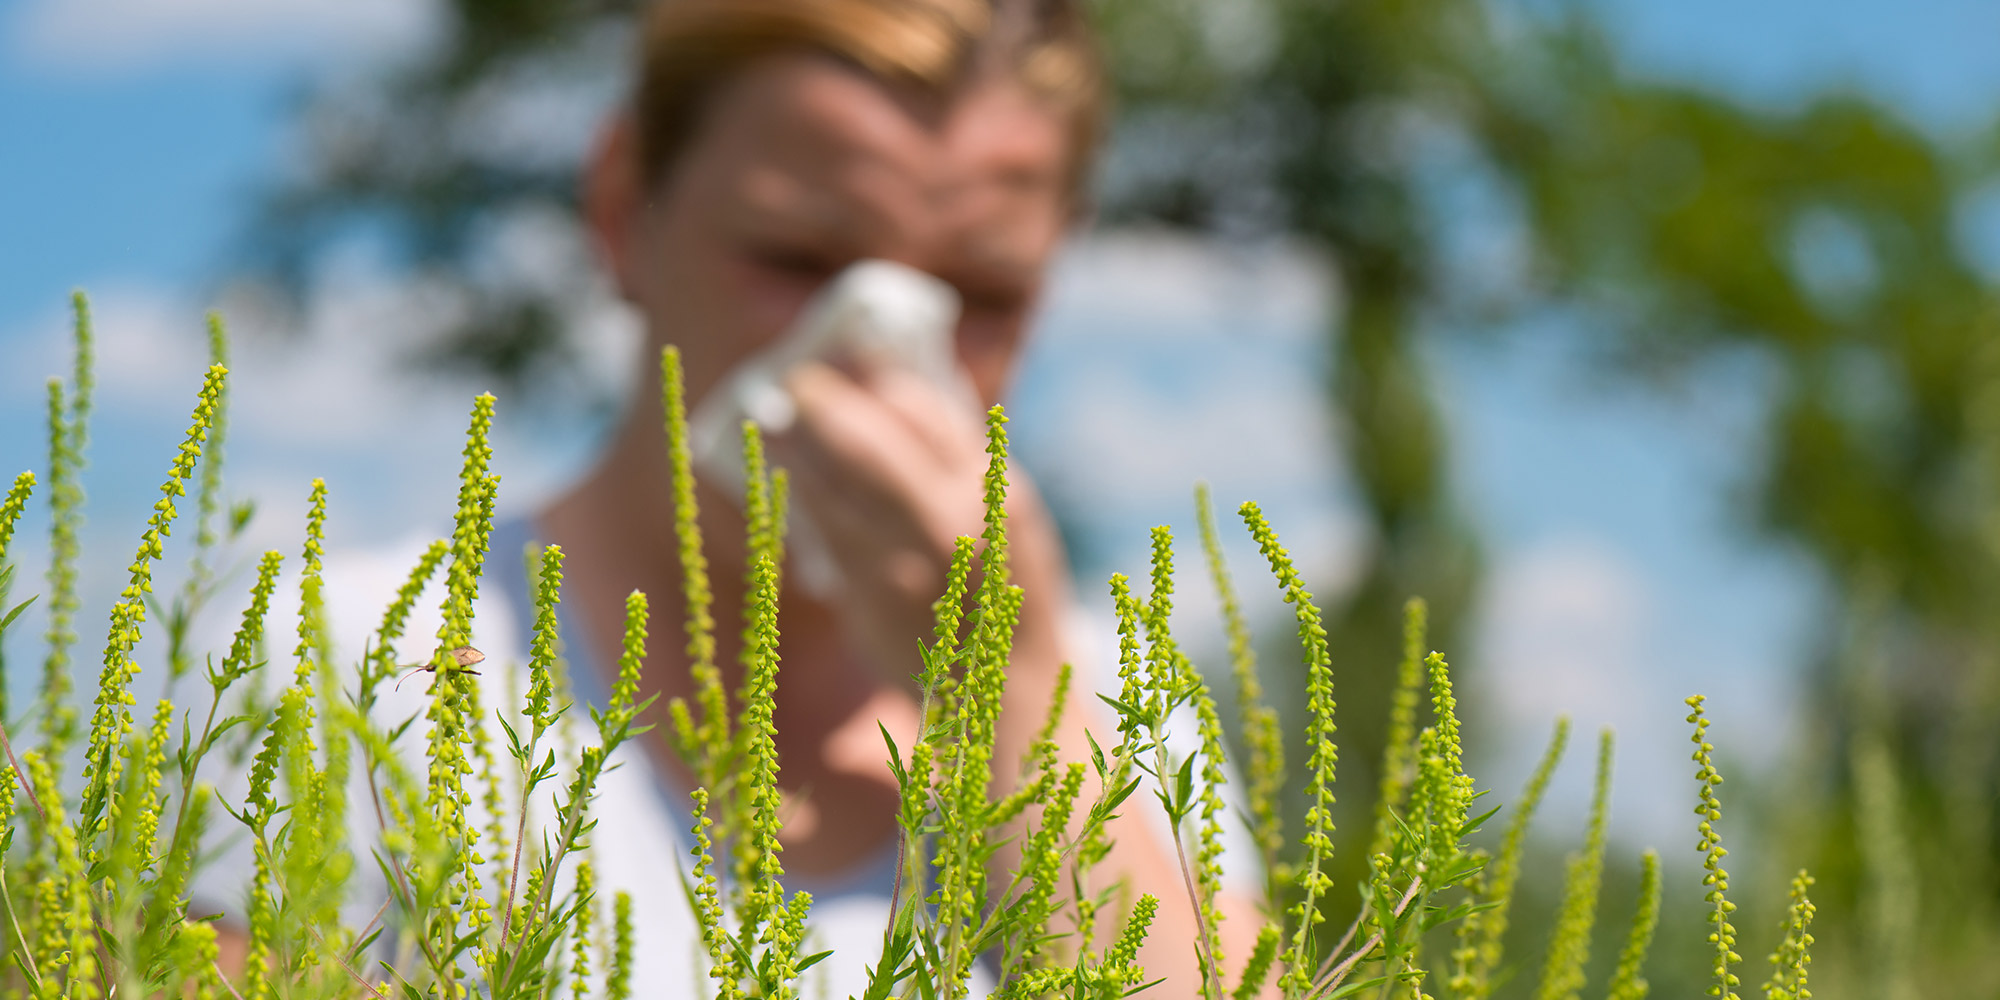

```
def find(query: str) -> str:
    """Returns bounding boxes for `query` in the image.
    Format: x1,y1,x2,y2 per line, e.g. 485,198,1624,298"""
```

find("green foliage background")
238,1,2000,997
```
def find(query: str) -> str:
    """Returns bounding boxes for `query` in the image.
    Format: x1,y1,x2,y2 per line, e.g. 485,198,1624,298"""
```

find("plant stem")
211,960,249,1000
1308,879,1423,1000
1314,905,1369,983
1170,808,1224,1000
886,822,912,937
0,863,42,991
496,732,542,952
0,718,43,820
361,763,449,985
302,919,388,999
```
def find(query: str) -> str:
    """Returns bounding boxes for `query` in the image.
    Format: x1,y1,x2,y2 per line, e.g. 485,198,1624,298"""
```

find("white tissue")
688,259,967,594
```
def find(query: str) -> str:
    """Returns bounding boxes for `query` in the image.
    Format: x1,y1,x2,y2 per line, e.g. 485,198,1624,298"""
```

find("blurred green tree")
246,1,2000,995
1095,4,2000,993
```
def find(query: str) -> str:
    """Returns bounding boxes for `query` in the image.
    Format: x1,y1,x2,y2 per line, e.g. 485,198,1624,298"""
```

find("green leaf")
1103,777,1142,814
0,593,38,633
1457,803,1503,840
229,498,256,535
1096,693,1147,724
1174,755,1197,819
880,722,906,784
1325,974,1391,999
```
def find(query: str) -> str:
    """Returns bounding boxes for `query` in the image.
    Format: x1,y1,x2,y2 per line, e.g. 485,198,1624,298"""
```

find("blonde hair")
633,0,1105,198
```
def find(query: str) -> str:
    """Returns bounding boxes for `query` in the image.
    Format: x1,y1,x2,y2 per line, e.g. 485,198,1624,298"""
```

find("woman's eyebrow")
727,170,858,246
728,162,916,252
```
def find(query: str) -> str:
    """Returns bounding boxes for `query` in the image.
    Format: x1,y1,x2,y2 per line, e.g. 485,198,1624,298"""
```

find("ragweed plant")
1689,695,1743,1000
1450,717,1569,999
1194,483,1285,904
1533,730,1614,1000
1607,848,1664,1000
0,299,1826,1000
1761,870,1815,1000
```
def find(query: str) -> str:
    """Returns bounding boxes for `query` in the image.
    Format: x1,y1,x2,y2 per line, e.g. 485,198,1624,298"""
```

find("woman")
522,0,1261,991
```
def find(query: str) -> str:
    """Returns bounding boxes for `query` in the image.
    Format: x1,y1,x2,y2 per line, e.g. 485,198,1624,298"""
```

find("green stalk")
1195,483,1286,902
1240,502,1337,997
1532,729,1613,1000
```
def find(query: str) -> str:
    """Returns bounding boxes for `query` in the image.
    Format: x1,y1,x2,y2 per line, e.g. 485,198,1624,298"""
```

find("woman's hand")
769,360,1069,687
768,360,1264,993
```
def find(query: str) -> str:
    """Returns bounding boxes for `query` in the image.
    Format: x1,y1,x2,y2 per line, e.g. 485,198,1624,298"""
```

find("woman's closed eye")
748,243,848,283
953,284,1030,317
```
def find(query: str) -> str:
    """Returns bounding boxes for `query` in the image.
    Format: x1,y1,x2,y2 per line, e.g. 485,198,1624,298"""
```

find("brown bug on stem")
394,645,487,691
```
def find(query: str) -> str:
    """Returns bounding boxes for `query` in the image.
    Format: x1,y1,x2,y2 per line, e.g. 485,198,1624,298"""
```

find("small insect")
393,645,487,691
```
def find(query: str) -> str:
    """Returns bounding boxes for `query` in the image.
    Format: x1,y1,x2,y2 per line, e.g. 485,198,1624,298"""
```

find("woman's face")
592,51,1074,409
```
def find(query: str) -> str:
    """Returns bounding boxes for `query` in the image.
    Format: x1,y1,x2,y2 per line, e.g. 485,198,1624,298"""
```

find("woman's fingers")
862,365,987,470
764,360,1012,685
778,362,985,549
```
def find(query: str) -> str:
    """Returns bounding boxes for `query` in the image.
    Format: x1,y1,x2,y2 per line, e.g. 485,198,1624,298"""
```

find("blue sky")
2,0,1997,841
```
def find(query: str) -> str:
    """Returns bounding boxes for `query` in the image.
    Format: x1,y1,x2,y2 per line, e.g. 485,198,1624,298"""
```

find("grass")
0,294,1819,999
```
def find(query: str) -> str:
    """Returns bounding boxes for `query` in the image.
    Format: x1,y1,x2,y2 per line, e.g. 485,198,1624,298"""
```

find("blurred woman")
521,0,1260,992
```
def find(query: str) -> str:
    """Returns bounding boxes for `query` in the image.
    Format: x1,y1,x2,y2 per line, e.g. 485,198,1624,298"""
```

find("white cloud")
1002,229,1369,684
0,261,639,549
1040,228,1337,347
10,0,441,73
1479,536,1652,729
1471,535,1714,855
1013,230,1364,596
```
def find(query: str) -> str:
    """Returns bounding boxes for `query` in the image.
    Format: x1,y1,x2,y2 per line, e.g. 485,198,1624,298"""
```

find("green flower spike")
930,407,1019,998
609,589,649,735
80,362,223,858
1687,694,1740,1000
1369,598,1429,871
0,469,33,726
1142,525,1228,986
0,471,33,563
159,312,235,688
42,292,94,756
525,543,565,736
1003,758,1085,978
570,859,596,997
660,346,726,784
1072,573,1147,957
1452,717,1569,999
28,749,94,1000
192,313,229,555
367,539,448,691
687,788,744,998
174,920,223,1000
1105,892,1161,987
241,600,304,1000
286,480,329,737
1194,483,1285,896
735,556,785,939
1761,870,1816,1000
1533,729,1613,1000
423,395,499,996
230,550,284,671
1607,849,1663,1000
607,890,635,1000
1419,649,1472,871
129,698,175,879
1232,922,1282,1000
1239,501,1335,992
767,888,813,992
739,419,783,593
